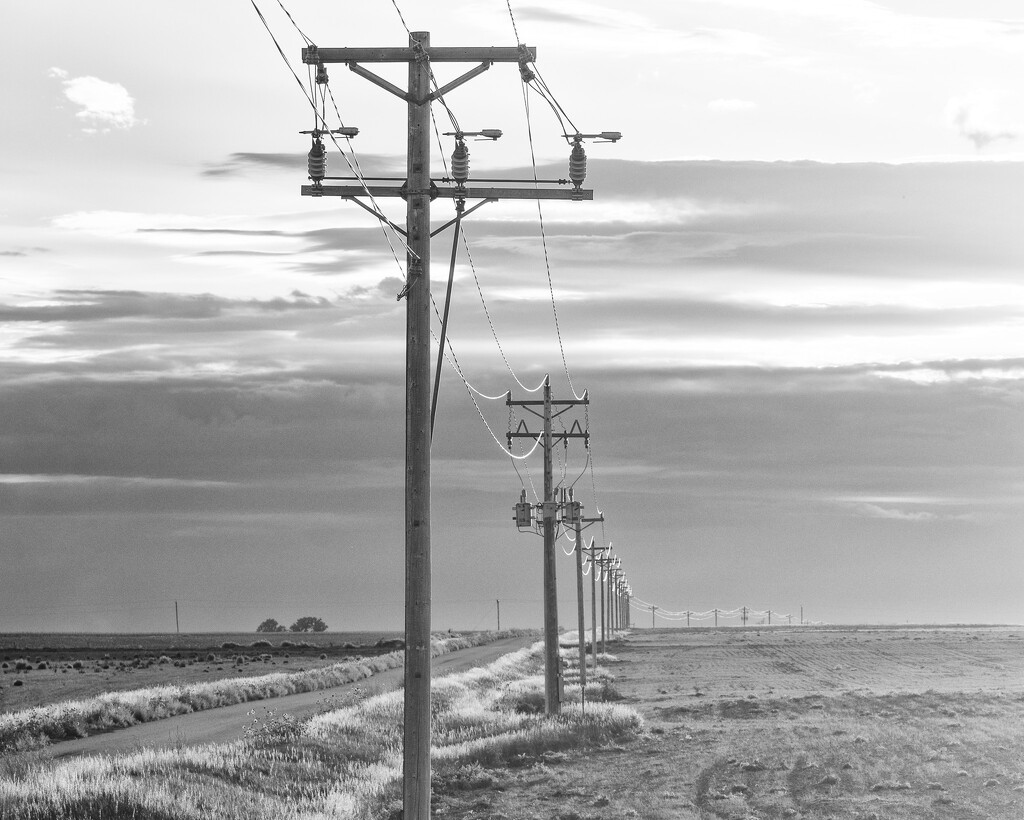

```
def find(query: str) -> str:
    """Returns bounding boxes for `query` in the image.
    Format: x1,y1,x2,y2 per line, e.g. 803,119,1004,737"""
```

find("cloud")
946,93,1019,151
49,67,139,132
708,98,757,112
514,6,607,27
202,152,404,178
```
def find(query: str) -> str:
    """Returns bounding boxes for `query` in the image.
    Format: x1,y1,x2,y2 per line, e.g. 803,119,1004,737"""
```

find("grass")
0,639,642,820
0,630,531,755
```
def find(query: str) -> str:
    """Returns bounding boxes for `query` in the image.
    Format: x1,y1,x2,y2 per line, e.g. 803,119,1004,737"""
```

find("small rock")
818,774,839,786
934,796,954,805
782,810,798,819
985,779,1000,787
927,782,945,790
841,762,853,770
956,770,969,777
730,784,750,794
741,760,766,772
592,796,610,807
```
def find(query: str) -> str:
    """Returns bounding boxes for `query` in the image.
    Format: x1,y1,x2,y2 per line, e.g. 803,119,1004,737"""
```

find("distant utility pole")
594,550,613,653
496,599,500,632
508,377,589,715
300,33,599,820
175,601,179,634
742,606,748,627
582,539,603,665
651,605,657,629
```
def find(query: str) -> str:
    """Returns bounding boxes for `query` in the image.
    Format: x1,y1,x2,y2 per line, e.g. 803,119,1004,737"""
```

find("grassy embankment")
0,636,641,819
0,630,531,754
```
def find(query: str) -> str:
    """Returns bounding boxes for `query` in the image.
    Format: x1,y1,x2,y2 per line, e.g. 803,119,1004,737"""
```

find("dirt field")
437,625,1024,820
0,631,402,713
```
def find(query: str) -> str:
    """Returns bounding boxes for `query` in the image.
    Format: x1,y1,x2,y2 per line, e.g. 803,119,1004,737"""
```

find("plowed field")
438,625,1024,820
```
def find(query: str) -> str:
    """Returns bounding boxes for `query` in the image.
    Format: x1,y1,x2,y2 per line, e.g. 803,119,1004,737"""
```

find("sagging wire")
428,308,541,461
460,224,545,393
249,0,414,272
520,75,584,402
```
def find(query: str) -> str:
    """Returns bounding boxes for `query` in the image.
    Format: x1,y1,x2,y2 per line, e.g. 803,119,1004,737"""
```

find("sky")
1,0,1023,632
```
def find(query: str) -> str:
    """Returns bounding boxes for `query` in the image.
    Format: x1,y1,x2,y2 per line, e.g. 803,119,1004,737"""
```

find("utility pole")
496,599,500,632
742,606,748,627
583,538,602,665
714,608,719,628
301,35,602,820
651,605,657,629
800,606,804,625
174,601,179,634
508,378,589,715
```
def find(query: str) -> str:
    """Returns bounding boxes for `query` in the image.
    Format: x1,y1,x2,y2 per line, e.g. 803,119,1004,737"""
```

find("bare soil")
0,631,402,713
436,625,1024,820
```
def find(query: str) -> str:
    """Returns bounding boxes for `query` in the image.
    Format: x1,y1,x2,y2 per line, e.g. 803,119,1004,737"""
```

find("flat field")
436,625,1024,820
0,631,401,713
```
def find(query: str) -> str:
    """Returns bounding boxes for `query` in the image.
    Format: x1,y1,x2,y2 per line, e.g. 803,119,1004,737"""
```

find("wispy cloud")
48,67,140,133
946,92,1019,151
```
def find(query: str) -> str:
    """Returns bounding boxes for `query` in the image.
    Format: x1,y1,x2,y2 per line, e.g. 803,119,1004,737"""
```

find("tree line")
256,616,327,633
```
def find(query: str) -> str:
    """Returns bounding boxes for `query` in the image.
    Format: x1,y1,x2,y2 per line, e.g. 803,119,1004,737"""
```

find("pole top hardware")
300,127,360,138
564,131,623,143
444,129,503,141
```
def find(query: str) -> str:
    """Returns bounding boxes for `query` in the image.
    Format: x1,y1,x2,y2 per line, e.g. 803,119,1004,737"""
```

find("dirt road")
44,634,535,759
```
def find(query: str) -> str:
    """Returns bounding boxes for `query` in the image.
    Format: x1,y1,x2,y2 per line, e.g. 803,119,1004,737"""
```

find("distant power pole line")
175,601,179,634
508,377,589,715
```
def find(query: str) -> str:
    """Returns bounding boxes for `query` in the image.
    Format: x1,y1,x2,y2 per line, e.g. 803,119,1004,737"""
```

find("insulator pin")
451,140,470,186
568,141,587,188
307,139,326,183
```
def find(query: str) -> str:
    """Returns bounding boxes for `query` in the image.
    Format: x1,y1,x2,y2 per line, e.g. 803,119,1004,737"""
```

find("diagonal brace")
348,62,409,101
428,62,491,102
347,195,408,236
429,198,494,237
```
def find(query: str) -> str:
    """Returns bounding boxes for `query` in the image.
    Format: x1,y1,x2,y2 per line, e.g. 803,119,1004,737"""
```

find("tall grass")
0,640,641,820
0,630,531,754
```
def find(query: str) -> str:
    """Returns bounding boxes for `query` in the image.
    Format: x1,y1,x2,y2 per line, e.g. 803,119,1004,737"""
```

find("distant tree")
289,615,328,633
256,618,287,633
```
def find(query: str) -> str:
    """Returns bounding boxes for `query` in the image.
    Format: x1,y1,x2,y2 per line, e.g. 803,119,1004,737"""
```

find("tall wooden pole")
542,376,561,714
403,30,432,820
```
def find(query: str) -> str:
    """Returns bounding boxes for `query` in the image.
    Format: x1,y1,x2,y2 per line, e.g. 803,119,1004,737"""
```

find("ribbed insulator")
451,141,470,186
568,142,587,188
307,140,326,182
315,64,329,85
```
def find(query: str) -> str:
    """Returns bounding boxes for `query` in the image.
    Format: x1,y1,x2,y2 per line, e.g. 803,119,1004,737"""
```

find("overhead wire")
248,0,413,273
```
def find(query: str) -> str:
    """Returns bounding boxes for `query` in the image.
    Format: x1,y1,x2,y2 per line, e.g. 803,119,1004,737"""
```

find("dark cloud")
202,151,404,178
0,290,335,324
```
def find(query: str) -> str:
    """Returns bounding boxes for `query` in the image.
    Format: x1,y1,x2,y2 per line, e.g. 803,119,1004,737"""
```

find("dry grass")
0,630,530,755
0,639,642,820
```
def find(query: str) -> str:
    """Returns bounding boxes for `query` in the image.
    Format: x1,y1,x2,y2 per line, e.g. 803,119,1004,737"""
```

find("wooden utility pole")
651,605,656,629
587,541,599,664
566,491,587,694
496,599,500,632
174,601,179,634
508,378,589,715
300,34,597,820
